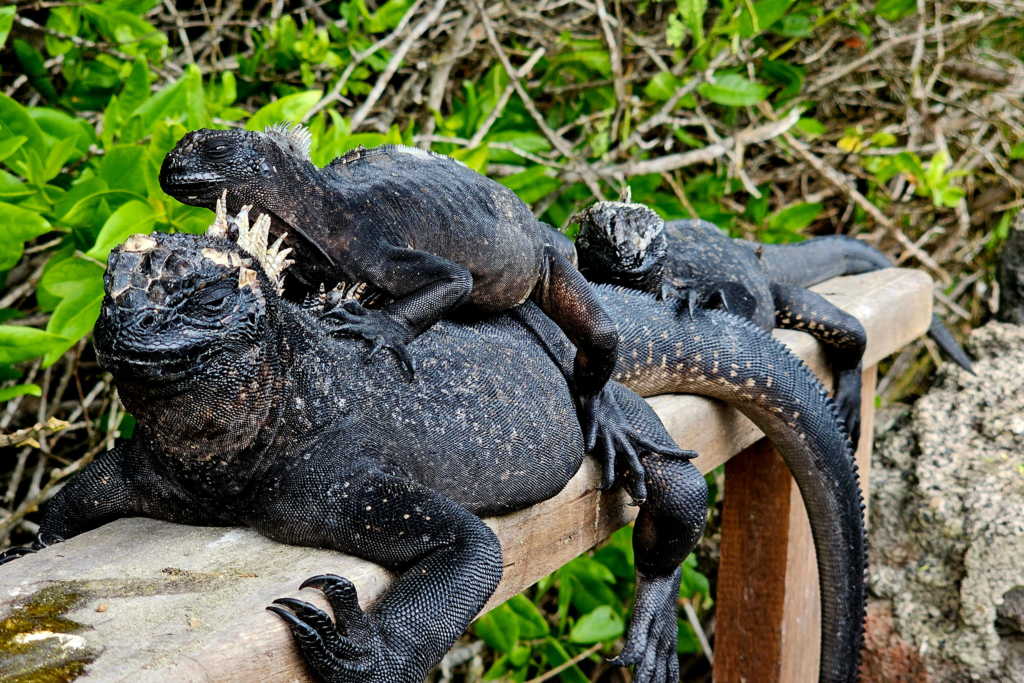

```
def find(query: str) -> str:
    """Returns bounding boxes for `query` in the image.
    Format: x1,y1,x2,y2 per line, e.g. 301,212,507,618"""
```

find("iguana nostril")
139,314,155,330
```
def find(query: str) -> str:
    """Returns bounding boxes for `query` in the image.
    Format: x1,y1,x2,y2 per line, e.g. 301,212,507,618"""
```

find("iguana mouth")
161,170,225,188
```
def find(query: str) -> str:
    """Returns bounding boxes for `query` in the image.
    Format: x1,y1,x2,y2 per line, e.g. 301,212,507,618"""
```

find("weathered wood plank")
0,269,933,683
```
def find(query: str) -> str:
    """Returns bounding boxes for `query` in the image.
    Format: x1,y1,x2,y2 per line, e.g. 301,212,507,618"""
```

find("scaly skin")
0,223,866,682
157,127,665,485
575,201,869,449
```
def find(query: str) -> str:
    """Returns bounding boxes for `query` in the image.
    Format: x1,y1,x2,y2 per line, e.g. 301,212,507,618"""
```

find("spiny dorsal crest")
209,190,230,238
264,121,312,162
204,202,294,294
234,206,295,293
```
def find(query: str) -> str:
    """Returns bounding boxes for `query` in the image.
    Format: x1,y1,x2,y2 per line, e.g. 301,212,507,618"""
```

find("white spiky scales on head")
264,121,313,162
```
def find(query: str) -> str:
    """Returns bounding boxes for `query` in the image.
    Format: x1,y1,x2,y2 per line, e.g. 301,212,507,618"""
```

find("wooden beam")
0,269,932,683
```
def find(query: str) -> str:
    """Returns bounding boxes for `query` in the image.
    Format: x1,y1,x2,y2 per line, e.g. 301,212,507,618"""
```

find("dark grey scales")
157,124,677,493
0,207,865,682
574,193,973,449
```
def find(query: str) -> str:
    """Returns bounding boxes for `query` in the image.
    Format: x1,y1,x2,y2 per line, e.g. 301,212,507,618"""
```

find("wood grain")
0,269,932,683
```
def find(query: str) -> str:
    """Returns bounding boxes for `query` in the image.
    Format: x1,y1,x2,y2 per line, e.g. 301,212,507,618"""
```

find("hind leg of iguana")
612,454,707,683
771,283,866,449
261,464,502,683
532,246,692,491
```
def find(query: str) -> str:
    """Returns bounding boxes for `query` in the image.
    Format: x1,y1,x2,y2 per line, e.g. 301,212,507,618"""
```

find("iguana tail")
756,235,974,374
598,284,866,683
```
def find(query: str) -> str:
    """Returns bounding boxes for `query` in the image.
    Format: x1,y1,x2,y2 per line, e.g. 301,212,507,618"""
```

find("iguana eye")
204,294,228,311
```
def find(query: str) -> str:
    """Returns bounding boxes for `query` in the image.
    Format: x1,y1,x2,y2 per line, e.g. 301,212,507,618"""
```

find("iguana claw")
0,546,36,566
322,306,417,374
611,567,683,683
269,574,382,682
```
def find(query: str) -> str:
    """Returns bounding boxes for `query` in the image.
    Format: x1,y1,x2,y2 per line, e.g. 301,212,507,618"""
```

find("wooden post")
714,365,877,683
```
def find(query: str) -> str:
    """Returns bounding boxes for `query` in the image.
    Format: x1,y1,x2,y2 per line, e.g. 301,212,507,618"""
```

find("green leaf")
474,604,519,654
874,0,916,21
450,144,488,174
44,270,104,366
645,72,679,102
0,6,14,50
246,90,323,131
126,66,210,140
677,619,702,653
121,57,152,116
14,40,59,104
170,205,214,235
767,202,822,233
759,59,804,100
794,117,826,139
679,553,711,598
892,151,926,182
0,202,53,270
100,145,148,195
0,136,27,163
697,74,771,107
1010,142,1024,160
0,326,70,366
739,0,795,38
0,383,42,403
498,166,561,205
0,93,47,163
44,135,79,181
87,200,160,260
541,637,589,683
676,0,707,45
507,594,550,638
30,108,97,158
569,605,625,644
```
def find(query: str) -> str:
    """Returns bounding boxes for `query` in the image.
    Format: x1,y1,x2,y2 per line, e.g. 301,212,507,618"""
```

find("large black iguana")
574,194,972,449
158,125,677,486
0,207,865,682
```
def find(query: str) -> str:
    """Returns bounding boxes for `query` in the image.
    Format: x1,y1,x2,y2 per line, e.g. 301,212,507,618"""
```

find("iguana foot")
269,574,385,682
322,301,417,373
833,365,863,451
0,546,35,566
583,387,694,505
610,567,682,683
0,532,62,566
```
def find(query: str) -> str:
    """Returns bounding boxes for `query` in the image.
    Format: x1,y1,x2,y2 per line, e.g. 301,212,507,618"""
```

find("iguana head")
94,200,293,386
159,123,313,211
573,188,667,295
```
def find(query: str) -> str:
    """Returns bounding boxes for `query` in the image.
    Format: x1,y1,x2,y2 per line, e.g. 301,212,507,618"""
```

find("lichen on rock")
868,321,1024,682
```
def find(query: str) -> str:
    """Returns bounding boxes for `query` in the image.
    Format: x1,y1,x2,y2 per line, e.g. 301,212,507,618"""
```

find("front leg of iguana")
322,241,473,372
0,442,230,565
259,461,502,683
771,283,867,449
532,246,693,492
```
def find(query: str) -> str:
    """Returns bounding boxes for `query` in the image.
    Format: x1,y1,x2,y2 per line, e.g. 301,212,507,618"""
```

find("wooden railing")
0,268,934,683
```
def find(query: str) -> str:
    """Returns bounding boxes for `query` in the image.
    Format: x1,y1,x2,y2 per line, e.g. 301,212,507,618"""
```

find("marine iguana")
574,194,971,448
0,208,865,682
158,125,667,490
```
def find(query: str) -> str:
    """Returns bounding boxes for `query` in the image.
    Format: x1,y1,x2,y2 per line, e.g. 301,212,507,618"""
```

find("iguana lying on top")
0,207,865,682
158,125,674,486
574,194,972,449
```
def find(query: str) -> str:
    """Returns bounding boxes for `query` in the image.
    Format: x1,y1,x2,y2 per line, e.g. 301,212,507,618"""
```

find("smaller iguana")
574,192,974,449
574,195,870,448
159,125,682,489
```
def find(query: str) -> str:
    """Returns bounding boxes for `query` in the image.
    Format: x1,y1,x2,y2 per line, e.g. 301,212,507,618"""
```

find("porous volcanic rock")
867,321,1024,682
